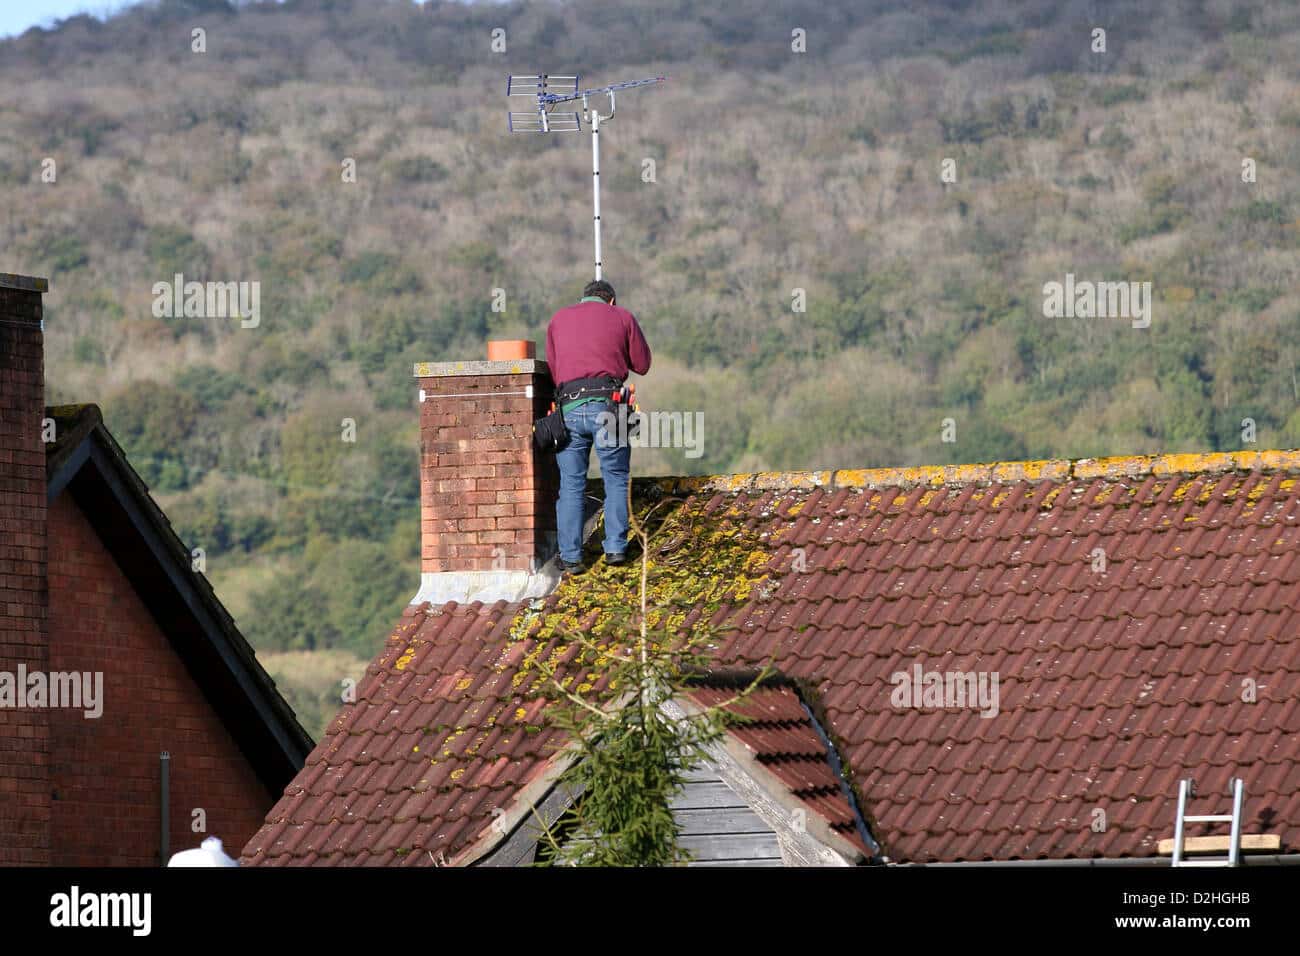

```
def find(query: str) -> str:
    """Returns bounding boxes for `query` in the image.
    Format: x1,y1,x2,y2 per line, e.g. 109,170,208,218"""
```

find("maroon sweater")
545,298,652,386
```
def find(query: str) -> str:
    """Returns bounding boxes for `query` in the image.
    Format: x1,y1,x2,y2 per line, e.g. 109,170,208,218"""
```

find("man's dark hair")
583,280,616,303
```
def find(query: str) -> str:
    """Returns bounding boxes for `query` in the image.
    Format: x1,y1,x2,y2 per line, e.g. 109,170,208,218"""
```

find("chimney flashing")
410,565,562,607
411,503,600,606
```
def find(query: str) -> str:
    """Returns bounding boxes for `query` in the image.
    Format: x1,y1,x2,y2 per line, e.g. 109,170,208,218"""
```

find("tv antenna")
507,73,666,280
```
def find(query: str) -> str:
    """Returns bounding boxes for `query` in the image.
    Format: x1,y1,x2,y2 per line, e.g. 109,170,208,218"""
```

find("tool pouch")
616,399,642,440
533,404,569,452
612,385,642,440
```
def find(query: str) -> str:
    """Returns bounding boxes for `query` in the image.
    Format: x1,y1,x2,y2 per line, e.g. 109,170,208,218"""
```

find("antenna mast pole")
507,74,664,282
584,92,616,280
591,106,602,280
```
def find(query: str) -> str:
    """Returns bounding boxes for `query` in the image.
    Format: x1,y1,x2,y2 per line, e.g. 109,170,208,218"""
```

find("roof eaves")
45,403,101,495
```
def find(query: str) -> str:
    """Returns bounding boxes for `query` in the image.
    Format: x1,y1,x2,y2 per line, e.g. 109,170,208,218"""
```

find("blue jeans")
555,400,630,563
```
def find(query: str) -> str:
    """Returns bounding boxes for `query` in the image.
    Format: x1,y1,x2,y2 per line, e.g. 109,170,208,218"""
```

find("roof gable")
477,679,877,867
45,404,313,793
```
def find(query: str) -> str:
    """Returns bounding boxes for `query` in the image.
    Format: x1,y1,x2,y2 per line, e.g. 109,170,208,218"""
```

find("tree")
530,501,770,866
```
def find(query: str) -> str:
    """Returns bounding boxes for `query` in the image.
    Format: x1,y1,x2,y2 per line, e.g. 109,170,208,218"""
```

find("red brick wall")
0,284,50,866
419,370,558,573
46,494,274,866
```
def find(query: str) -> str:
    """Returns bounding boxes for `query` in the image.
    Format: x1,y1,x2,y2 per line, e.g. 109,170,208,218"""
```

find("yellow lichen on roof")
1080,449,1300,480
707,471,832,493
685,448,1300,494
503,494,777,692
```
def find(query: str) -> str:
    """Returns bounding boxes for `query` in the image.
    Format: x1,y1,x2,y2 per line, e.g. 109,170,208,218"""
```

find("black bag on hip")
533,404,569,452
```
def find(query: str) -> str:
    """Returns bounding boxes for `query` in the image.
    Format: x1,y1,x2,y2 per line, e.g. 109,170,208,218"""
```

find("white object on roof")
167,836,239,867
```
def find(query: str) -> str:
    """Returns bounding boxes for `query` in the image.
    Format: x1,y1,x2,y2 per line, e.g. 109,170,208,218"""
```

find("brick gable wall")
46,494,274,866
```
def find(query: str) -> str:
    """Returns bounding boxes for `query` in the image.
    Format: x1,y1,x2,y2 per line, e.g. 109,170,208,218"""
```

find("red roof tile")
242,456,1300,865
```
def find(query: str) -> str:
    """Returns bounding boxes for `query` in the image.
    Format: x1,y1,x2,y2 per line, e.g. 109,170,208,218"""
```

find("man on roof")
545,279,652,574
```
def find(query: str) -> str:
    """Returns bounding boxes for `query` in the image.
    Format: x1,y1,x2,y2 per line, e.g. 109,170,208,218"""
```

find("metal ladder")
1171,777,1245,867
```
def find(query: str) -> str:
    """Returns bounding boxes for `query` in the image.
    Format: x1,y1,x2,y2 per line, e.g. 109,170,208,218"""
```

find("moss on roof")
506,486,783,696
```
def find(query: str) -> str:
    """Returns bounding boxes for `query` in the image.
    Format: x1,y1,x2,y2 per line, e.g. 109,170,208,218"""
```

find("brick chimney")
412,348,561,605
0,273,51,865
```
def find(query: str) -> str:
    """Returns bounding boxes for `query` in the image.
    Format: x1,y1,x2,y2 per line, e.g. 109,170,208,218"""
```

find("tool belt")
533,375,629,453
554,375,622,406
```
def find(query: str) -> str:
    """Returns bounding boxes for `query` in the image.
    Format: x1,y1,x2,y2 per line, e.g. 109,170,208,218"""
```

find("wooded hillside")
3,0,1298,735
